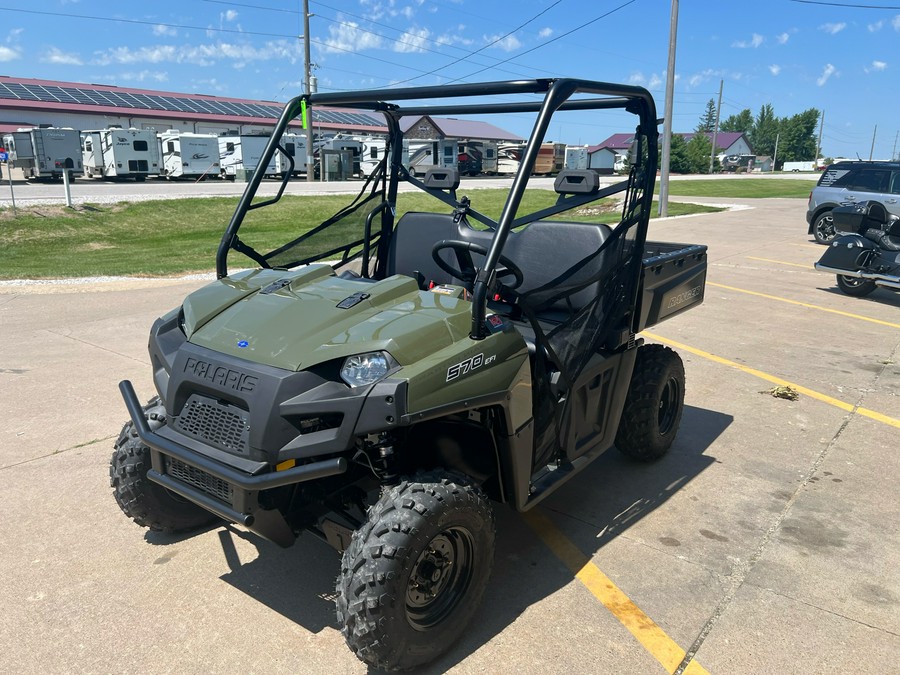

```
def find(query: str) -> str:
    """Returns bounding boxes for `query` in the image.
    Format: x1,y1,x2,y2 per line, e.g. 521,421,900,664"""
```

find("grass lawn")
1,188,723,279
661,178,816,199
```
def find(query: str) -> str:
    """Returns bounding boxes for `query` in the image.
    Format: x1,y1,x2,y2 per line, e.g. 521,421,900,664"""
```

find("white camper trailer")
407,139,457,177
497,143,525,175
159,131,220,179
357,137,386,177
3,126,83,180
81,127,160,181
218,134,278,179
273,133,308,177
469,141,498,175
564,145,589,171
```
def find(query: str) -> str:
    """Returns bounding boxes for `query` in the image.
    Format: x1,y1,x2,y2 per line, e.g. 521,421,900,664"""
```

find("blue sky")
0,0,897,159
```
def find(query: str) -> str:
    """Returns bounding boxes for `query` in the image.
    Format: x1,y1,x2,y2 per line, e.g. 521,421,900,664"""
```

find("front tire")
616,344,685,461
336,471,495,671
813,211,835,244
836,274,876,297
109,397,219,533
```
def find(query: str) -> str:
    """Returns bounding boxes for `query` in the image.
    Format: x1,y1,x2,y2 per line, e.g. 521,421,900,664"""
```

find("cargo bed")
638,242,708,331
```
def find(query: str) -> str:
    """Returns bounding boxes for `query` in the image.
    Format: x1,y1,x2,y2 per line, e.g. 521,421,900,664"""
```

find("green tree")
685,133,713,173
778,108,820,162
666,133,691,173
696,99,718,133
720,109,753,133
749,103,778,157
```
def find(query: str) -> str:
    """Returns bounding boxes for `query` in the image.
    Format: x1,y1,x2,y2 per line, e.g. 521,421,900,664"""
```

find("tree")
778,108,820,162
666,133,691,173
750,103,778,157
685,133,713,173
696,99,718,133
720,109,753,133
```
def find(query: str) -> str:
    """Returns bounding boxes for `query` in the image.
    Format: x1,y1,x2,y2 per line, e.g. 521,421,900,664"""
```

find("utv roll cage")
214,78,658,342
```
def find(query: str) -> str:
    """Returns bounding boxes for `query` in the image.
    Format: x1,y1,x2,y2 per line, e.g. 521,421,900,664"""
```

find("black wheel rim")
658,376,680,435
840,275,866,288
406,526,475,631
816,215,834,241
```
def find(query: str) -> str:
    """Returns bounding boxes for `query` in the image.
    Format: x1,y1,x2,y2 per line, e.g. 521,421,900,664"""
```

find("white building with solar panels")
0,75,388,138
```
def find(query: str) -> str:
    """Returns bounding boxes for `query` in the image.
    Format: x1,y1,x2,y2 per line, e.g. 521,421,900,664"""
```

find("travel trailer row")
3,126,602,182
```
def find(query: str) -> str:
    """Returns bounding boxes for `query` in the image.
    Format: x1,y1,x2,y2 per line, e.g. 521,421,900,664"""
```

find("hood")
182,266,473,371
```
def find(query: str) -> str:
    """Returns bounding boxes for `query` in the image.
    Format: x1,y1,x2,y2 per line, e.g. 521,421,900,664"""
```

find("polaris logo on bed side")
183,357,258,392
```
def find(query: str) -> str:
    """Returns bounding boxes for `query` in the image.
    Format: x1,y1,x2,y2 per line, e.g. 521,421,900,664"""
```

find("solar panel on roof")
6,83,40,100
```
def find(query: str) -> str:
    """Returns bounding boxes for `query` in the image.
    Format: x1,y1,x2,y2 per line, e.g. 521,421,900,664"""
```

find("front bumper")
120,379,347,546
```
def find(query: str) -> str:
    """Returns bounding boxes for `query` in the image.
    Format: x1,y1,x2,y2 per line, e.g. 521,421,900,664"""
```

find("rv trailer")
273,133,308,177
533,142,566,175
407,139,457,177
81,128,160,181
218,134,278,179
159,131,220,179
3,126,83,181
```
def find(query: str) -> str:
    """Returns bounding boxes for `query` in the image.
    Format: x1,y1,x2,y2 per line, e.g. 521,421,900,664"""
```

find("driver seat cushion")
386,211,613,317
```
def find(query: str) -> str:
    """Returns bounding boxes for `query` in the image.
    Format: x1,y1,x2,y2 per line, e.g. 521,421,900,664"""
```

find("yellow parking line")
524,509,709,675
644,332,900,430
707,282,900,330
746,256,813,269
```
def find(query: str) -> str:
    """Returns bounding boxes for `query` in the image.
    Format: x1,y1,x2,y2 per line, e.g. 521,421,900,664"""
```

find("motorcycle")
814,200,900,297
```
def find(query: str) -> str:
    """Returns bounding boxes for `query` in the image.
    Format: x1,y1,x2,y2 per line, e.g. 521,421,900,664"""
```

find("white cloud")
627,72,645,86
820,22,846,35
324,21,383,53
401,6,414,20
538,27,553,38
648,73,662,89
485,34,521,52
7,27,24,42
865,60,887,73
436,28,473,47
732,33,764,48
93,40,302,67
42,47,83,65
893,15,900,30
817,63,836,86
394,27,430,53
0,45,19,61
152,24,177,37
223,10,238,22
769,64,781,75
776,32,789,44
868,20,883,32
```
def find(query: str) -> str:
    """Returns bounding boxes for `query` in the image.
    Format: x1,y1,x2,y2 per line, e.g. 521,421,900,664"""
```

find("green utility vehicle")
111,78,707,671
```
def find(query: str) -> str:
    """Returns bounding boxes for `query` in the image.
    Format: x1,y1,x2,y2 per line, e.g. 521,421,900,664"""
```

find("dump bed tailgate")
637,242,708,331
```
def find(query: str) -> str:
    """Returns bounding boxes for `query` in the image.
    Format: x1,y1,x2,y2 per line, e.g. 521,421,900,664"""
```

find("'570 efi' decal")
446,353,496,382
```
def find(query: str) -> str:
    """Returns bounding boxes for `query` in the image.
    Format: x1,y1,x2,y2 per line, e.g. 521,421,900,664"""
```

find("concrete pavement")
1,196,898,673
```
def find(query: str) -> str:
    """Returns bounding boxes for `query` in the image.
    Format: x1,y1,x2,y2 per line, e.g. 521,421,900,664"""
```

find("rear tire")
109,397,219,533
336,470,495,671
813,211,835,244
616,344,685,461
836,275,876,297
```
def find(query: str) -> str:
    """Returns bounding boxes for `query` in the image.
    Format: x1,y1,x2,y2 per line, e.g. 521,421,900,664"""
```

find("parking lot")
1,193,898,673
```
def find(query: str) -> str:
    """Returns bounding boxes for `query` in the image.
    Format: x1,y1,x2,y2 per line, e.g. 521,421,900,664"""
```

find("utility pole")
816,109,824,161
658,0,678,218
303,0,315,182
892,130,898,161
869,124,877,161
773,133,779,170
708,79,723,174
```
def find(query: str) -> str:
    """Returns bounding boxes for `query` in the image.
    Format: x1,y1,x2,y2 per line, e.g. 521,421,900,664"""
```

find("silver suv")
807,161,900,243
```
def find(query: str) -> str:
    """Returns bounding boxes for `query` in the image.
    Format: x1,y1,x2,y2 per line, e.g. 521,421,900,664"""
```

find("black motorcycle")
814,200,900,297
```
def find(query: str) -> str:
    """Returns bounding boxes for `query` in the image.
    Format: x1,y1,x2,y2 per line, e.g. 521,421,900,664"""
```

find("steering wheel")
431,240,524,290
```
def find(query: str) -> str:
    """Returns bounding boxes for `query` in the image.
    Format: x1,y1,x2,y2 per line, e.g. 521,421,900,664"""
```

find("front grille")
174,395,249,454
166,457,233,505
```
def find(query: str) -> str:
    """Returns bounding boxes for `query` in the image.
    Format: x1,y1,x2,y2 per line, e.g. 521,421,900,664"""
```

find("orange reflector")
276,459,296,471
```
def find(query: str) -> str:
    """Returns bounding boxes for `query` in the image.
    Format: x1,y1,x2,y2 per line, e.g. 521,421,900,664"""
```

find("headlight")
340,352,390,387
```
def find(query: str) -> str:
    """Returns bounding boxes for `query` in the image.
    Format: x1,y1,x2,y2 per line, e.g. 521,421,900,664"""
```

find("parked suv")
807,161,900,243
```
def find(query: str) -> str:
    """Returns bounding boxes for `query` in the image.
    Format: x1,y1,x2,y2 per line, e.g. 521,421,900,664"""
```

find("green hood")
182,266,474,371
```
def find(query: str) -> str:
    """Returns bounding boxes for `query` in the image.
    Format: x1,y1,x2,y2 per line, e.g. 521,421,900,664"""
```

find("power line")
199,0,298,14
789,0,900,8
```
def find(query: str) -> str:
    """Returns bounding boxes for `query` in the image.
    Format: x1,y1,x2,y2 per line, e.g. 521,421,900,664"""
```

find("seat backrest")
387,212,613,318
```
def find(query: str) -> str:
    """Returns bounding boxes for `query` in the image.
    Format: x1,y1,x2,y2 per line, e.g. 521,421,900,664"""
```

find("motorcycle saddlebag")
817,234,878,272
832,203,868,235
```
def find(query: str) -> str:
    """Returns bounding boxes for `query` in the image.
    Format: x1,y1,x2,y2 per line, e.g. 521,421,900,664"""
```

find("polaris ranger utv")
111,78,707,671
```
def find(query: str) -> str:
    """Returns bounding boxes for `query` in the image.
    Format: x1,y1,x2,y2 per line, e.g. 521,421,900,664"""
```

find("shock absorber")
374,432,398,485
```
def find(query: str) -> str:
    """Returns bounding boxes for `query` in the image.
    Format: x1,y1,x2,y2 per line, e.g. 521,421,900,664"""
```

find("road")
2,195,896,674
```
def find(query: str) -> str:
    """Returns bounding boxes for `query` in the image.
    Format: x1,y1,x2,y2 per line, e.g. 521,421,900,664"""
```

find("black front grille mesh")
166,457,233,505
174,396,248,454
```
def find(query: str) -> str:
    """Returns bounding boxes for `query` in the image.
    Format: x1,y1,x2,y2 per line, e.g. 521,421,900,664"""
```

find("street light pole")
658,0,678,218
303,0,314,182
